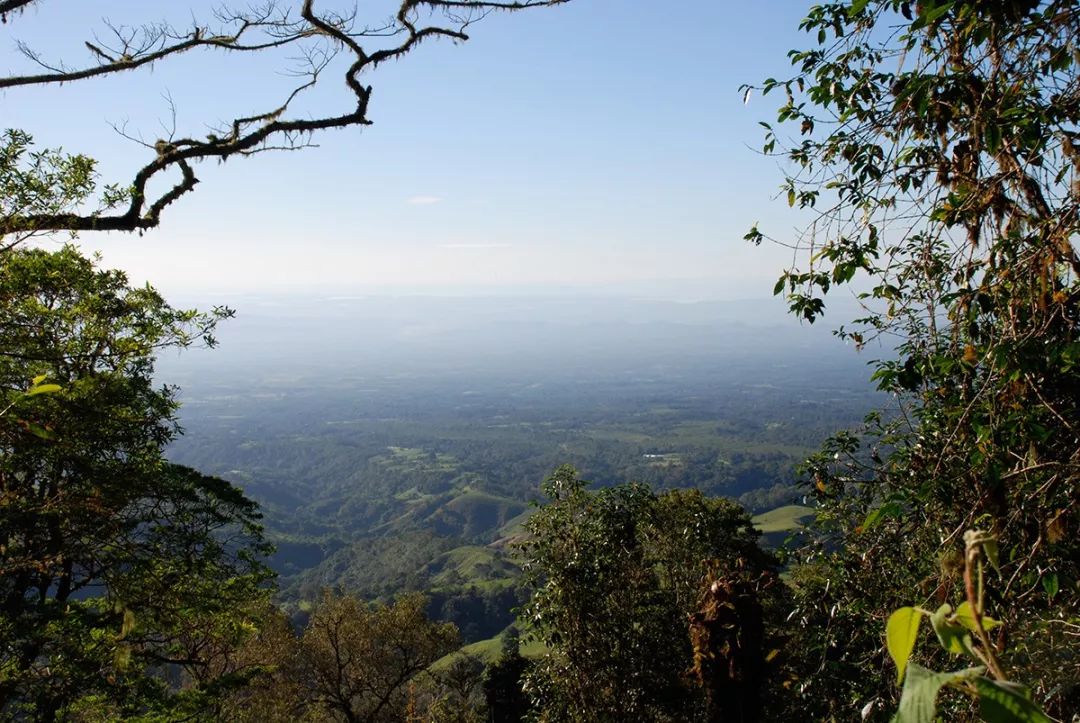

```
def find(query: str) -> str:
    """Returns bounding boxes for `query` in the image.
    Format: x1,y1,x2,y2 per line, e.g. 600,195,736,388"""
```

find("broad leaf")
930,604,973,656
1041,573,1058,601
982,539,1000,573
975,678,1051,723
862,501,904,532
893,664,983,723
26,383,61,396
954,601,1001,633
22,421,54,440
886,607,923,683
849,0,870,18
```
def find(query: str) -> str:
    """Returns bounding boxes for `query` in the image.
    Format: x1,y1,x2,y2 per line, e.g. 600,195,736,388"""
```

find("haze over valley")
163,292,879,638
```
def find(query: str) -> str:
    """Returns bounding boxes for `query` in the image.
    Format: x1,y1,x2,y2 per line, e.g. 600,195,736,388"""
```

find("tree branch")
0,0,570,235
0,0,37,19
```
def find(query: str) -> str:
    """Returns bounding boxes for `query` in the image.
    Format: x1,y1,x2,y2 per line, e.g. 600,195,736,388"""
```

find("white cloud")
407,195,443,205
438,243,512,249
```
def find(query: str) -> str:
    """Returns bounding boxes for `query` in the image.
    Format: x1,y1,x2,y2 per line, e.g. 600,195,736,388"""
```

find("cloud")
407,195,443,205
438,243,512,249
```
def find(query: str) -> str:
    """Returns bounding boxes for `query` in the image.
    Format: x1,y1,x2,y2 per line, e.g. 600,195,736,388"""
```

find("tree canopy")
747,0,1079,718
221,591,460,723
519,466,787,722
0,244,271,720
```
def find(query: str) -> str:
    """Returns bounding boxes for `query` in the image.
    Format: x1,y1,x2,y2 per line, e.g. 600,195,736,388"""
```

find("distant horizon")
159,277,868,309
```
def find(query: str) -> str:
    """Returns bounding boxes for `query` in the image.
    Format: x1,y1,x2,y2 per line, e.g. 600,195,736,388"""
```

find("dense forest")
1,0,1078,722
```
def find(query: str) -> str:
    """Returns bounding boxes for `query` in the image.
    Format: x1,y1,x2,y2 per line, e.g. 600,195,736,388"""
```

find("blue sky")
2,1,816,299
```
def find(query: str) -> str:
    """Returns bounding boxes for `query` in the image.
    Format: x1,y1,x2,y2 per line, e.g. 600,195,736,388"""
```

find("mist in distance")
157,290,880,419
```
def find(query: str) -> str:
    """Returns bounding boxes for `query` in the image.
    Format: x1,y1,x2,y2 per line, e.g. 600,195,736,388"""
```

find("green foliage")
482,628,533,723
0,129,127,246
518,466,785,722
0,245,266,720
894,664,987,723
751,0,1080,717
885,532,1050,723
423,653,488,723
886,607,923,685
223,592,460,723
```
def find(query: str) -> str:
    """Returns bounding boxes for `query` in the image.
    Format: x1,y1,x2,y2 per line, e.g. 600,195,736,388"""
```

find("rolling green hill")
751,504,814,533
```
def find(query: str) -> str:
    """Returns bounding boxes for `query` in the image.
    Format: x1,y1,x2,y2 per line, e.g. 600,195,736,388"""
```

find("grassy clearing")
431,628,547,671
425,492,528,539
375,446,460,474
426,545,518,588
752,504,814,533
642,452,683,468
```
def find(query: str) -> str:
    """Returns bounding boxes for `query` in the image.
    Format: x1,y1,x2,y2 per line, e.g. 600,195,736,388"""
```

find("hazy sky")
2,1,816,299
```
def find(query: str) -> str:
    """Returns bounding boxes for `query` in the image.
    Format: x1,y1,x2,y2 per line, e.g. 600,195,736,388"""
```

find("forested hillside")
163,295,876,638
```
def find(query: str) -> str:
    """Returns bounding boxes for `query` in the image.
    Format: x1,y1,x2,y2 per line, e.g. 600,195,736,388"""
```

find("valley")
163,293,879,640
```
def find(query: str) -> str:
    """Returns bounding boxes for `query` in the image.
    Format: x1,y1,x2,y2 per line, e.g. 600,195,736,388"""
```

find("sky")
1,0,818,300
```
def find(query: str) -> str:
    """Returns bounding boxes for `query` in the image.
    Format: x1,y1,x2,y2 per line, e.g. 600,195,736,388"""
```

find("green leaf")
886,607,923,683
26,383,61,396
24,421,54,440
121,608,137,638
849,0,870,17
983,539,1000,573
930,603,973,656
31,374,48,385
893,663,983,722
114,643,132,671
975,678,1051,723
954,601,1001,633
915,1,954,26
1041,573,1058,601
862,501,904,532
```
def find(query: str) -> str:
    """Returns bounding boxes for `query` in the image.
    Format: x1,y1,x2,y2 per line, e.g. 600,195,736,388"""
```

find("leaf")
954,601,1001,633
22,421,54,440
849,0,870,17
983,539,1000,573
893,663,983,723
121,608,136,638
26,383,61,396
1041,573,1058,601
114,643,132,671
975,678,1052,723
923,1,954,23
31,374,48,385
886,607,923,684
930,603,973,656
862,501,904,532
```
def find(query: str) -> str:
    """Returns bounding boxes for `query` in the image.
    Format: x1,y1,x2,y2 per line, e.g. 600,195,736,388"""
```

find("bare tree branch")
0,0,570,235
0,1,37,19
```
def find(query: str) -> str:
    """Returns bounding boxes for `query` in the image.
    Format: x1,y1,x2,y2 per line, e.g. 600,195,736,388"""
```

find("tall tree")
482,629,532,723
519,466,785,722
0,244,272,719
225,592,459,722
746,0,1079,717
